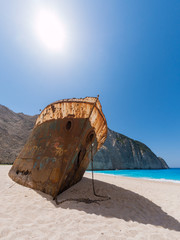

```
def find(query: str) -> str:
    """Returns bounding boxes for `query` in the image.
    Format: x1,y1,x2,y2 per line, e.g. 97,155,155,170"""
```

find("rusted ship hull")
8,97,107,198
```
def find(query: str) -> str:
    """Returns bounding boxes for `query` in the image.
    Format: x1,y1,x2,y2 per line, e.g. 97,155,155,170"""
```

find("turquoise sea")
93,168,180,182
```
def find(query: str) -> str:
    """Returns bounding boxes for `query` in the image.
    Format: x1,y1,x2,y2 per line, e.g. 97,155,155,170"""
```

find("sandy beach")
0,165,180,240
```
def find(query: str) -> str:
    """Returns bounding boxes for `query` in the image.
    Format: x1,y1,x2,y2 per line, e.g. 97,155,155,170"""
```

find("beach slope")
0,165,180,239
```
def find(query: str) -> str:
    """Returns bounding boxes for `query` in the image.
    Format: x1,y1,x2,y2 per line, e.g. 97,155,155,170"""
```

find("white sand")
0,165,180,240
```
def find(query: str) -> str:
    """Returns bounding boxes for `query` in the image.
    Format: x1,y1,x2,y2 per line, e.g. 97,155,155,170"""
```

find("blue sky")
0,0,179,167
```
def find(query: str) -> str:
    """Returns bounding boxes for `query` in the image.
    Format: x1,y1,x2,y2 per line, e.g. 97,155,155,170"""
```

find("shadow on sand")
36,177,180,232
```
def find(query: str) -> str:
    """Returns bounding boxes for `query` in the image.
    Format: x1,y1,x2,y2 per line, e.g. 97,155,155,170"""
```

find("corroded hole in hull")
66,120,72,131
16,170,30,176
86,130,95,144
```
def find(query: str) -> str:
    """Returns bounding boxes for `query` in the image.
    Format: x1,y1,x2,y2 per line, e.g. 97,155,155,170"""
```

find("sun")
34,9,66,52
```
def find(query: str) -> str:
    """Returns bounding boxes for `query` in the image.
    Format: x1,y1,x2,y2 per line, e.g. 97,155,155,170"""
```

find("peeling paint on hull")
8,97,107,198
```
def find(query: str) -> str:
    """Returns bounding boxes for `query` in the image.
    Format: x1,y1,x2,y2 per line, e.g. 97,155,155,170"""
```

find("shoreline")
1,165,180,239
89,172,180,184
88,168,180,183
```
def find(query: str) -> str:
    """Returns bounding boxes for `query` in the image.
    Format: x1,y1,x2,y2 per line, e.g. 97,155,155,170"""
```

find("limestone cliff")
0,104,37,164
88,129,169,170
0,104,169,169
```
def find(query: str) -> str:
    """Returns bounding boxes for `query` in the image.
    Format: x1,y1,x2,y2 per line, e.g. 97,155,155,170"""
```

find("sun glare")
35,9,66,52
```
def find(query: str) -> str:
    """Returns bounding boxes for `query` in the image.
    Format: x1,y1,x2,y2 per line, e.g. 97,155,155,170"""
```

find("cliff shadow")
37,177,180,232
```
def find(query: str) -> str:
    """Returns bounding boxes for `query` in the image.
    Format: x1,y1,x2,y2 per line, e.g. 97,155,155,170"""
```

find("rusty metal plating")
8,96,107,198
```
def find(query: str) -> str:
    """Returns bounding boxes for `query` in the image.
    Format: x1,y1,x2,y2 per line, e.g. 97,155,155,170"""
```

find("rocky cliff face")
0,104,168,169
88,129,169,170
0,105,37,164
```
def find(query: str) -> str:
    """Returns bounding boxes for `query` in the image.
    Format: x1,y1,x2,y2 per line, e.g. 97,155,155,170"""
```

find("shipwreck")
9,96,107,199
